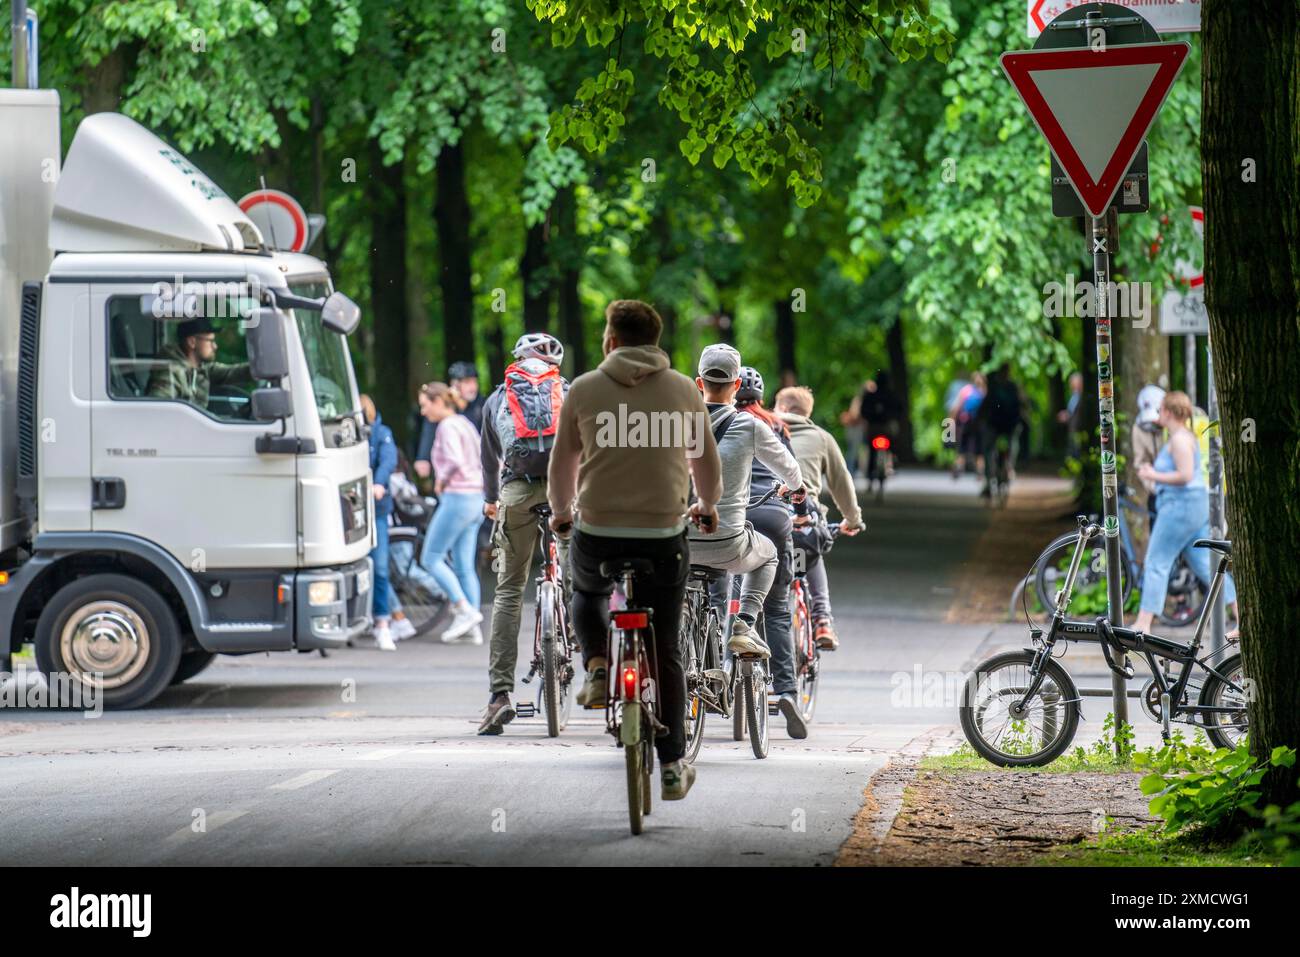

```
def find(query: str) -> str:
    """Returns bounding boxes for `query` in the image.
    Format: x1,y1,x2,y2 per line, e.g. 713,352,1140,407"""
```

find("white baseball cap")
1137,384,1166,426
698,343,742,383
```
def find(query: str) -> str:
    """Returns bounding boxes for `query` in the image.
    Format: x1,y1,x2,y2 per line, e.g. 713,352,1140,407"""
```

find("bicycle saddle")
530,503,552,516
600,557,656,578
688,564,728,582
1193,538,1232,555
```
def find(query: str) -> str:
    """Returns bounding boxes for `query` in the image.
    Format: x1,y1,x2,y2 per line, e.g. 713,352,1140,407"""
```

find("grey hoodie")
548,345,722,536
690,403,803,539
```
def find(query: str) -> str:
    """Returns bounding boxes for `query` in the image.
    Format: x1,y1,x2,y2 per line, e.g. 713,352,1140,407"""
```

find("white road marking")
163,809,248,845
268,769,341,790
356,748,409,761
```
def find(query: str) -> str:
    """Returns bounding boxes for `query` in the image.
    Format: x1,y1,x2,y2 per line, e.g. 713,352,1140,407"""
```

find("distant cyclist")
976,364,1023,500
548,300,722,801
773,386,864,650
477,333,570,735
689,347,805,660
735,366,810,738
859,371,903,491
949,371,986,478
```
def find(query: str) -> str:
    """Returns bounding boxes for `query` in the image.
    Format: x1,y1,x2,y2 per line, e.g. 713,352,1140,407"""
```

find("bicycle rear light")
871,435,891,451
728,599,740,616
613,611,648,630
621,665,638,700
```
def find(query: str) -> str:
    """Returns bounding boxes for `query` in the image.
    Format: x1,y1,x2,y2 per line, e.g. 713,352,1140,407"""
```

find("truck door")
88,284,297,570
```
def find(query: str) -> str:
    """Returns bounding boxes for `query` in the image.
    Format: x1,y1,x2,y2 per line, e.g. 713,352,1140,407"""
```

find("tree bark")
434,140,475,367
521,213,553,333
368,141,410,447
885,315,916,462
1202,1,1299,805
554,187,587,374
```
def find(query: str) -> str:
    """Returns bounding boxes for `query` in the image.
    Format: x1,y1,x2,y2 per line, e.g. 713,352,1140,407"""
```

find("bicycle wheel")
744,663,769,759
681,609,707,764
959,651,1079,767
641,733,653,817
1198,653,1249,750
732,665,746,741
538,581,572,737
624,703,644,835
388,528,445,637
792,597,819,722
1157,556,1208,629
1034,531,1132,616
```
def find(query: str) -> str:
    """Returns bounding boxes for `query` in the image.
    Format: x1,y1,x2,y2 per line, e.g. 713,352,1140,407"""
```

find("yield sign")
1001,42,1189,217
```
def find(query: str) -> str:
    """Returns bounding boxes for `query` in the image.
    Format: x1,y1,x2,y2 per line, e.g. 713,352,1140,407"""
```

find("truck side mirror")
247,308,289,381
251,387,293,421
320,292,361,335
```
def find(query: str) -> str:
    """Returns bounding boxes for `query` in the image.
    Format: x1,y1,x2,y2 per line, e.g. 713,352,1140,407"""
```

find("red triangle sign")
1001,42,1189,217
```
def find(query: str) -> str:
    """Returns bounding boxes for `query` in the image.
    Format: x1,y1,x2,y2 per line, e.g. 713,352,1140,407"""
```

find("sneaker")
661,760,696,801
373,625,397,652
477,693,516,735
814,619,839,651
727,618,770,658
441,605,484,642
777,692,808,739
391,617,417,641
575,665,608,709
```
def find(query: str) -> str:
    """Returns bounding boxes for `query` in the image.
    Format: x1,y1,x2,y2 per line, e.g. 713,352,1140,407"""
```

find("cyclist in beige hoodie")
548,300,722,801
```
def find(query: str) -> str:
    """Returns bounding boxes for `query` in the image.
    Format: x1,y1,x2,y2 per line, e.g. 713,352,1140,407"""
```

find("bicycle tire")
959,651,1079,767
792,595,819,722
1156,556,1208,629
1198,652,1249,751
732,668,746,741
388,527,445,637
745,664,769,759
641,734,653,817
538,581,571,737
682,606,707,764
1034,531,1133,616
625,722,644,836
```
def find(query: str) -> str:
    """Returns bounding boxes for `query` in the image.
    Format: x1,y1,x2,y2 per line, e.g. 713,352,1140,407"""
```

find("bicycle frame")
605,568,663,744
1025,521,1244,734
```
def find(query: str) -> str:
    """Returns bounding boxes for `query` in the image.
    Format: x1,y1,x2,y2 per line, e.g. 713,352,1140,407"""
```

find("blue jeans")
370,519,391,618
1140,489,1237,615
420,491,484,608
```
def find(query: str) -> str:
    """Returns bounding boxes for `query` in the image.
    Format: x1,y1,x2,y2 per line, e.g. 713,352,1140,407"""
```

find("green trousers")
488,479,568,693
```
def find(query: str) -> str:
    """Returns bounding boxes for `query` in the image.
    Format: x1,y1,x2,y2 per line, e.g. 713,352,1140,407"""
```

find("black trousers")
743,502,795,694
569,530,689,764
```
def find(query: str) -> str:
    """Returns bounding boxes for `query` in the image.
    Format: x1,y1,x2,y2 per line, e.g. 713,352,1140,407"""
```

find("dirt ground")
837,761,1158,866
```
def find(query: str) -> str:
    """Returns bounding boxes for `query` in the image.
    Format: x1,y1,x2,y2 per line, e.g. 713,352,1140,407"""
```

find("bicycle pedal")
515,702,537,718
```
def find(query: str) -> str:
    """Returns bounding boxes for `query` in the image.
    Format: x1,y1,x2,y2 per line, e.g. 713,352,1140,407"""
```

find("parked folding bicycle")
961,517,1247,767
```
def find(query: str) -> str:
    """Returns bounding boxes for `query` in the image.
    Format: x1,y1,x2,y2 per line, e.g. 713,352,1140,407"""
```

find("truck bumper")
293,557,373,649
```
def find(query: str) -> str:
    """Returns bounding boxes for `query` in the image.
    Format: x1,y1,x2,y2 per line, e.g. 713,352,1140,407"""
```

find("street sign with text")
1028,0,1201,38
1001,41,1189,218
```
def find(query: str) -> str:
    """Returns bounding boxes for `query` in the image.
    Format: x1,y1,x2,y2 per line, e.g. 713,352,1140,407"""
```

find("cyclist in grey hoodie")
689,344,805,658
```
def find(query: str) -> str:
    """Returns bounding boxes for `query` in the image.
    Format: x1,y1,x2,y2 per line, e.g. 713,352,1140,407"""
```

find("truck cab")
1,93,374,707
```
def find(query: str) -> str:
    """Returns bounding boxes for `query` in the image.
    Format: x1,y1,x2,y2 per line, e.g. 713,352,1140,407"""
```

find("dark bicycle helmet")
448,360,478,381
736,366,765,404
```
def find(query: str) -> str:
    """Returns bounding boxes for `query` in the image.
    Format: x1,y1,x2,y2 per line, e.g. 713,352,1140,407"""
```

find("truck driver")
148,317,254,409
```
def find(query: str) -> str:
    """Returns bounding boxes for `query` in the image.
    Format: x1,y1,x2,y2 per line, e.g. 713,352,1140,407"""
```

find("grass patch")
1049,827,1280,867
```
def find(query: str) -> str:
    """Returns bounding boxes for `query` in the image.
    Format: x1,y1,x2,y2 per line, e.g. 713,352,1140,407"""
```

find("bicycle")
1034,482,1208,629
982,432,1015,508
516,503,576,737
866,433,891,503
789,520,841,724
387,498,449,637
599,557,665,835
961,517,1247,766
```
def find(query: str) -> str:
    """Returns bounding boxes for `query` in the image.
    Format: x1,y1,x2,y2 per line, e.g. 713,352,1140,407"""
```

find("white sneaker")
373,626,397,651
391,617,417,641
727,618,770,658
441,606,484,642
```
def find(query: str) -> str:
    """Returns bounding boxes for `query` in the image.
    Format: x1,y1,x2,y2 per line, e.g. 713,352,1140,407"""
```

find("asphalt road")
0,469,1145,865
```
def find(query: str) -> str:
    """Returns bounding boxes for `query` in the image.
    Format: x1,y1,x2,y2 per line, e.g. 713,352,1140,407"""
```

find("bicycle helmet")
512,332,564,366
448,360,478,381
736,366,765,404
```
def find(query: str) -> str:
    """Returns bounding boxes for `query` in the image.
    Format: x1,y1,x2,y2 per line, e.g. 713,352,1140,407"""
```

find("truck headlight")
308,581,339,606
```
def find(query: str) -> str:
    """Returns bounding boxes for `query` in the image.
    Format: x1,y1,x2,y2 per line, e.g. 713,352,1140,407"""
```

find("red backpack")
493,359,567,477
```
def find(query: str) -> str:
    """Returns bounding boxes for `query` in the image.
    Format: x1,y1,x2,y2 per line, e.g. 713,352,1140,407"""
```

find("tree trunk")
1202,1,1300,806
885,315,916,462
521,214,553,333
554,187,587,374
368,141,410,447
659,303,678,365
434,140,475,367
81,48,127,114
774,299,797,381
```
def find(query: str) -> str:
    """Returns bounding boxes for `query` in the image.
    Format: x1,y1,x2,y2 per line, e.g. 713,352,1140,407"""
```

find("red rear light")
613,611,648,630
728,599,740,616
621,665,638,700
871,435,891,451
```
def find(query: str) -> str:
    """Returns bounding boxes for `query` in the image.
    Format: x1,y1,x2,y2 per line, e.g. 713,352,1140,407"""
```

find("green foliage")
1137,737,1297,844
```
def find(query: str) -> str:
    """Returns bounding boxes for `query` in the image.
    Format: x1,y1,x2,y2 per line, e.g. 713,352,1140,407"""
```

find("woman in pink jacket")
417,382,486,644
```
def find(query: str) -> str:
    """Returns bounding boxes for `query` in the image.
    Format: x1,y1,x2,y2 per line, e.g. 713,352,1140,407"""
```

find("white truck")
0,88,375,707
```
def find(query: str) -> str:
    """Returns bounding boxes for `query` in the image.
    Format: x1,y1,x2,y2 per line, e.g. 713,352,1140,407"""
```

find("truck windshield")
290,281,358,421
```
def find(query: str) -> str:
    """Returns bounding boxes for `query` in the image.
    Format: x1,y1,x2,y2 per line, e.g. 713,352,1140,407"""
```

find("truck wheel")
34,574,183,710
171,650,217,685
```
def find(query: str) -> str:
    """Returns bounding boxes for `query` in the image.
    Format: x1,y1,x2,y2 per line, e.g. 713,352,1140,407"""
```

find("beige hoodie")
778,412,864,528
548,345,722,536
